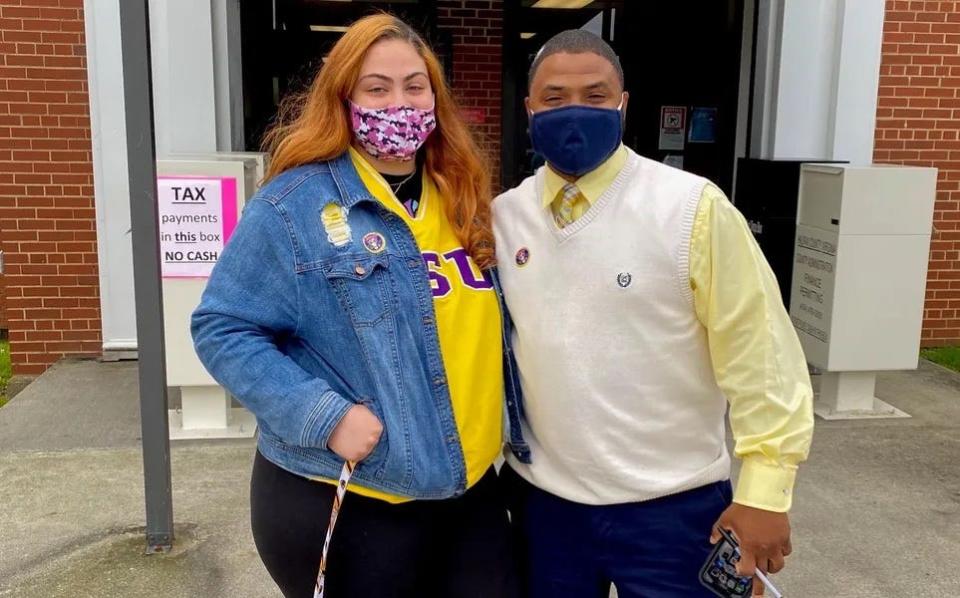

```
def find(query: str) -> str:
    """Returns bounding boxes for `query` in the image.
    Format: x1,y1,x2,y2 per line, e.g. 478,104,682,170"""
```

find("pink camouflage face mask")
349,100,438,161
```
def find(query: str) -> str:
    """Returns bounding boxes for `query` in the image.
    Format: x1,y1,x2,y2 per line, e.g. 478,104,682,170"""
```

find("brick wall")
0,267,6,336
874,0,960,346
437,0,503,189
0,0,99,375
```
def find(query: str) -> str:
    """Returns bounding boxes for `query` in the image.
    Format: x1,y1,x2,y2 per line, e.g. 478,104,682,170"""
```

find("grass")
0,339,10,408
921,346,960,373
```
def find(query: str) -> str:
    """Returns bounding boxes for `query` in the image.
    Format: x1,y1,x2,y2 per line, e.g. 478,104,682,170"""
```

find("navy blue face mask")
529,101,624,177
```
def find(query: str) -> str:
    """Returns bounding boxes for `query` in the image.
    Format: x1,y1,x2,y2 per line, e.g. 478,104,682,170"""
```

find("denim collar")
327,151,376,209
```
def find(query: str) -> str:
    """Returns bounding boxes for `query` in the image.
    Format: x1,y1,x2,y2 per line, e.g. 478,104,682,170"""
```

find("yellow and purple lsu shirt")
315,149,504,503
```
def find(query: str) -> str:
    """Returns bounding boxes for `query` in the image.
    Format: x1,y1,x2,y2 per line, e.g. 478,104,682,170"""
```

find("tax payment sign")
157,176,238,278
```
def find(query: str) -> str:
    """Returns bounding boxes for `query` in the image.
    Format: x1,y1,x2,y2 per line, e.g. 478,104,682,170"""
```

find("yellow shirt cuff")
733,457,798,513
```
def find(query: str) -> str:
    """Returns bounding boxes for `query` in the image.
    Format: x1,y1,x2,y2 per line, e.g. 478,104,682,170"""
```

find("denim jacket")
191,152,530,499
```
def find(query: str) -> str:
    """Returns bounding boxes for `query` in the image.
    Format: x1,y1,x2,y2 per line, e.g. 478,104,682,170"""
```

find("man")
493,30,814,597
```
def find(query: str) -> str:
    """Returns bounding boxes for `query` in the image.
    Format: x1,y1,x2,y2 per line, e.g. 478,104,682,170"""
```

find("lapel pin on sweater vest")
515,247,530,267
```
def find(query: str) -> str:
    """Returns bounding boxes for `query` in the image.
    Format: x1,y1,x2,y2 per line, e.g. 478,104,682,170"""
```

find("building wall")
874,0,960,345
0,267,6,336
437,0,503,189
0,0,100,375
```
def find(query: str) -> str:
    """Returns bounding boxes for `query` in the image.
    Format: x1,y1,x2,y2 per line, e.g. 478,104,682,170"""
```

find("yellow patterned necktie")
555,182,581,228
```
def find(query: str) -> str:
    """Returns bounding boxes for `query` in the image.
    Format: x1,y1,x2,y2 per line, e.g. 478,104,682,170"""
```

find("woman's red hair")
263,14,494,268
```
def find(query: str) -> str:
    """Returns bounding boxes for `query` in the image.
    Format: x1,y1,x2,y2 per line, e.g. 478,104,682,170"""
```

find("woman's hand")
327,405,384,463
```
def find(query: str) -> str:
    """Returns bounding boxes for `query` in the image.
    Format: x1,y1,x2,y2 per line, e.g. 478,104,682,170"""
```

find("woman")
191,14,528,598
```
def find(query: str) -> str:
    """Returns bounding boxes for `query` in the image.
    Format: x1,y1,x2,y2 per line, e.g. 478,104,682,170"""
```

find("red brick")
889,10,919,20
918,11,948,22
917,74,947,89
42,55,82,68
895,86,920,99
925,87,956,96
929,43,960,53
932,23,960,32
1,7,41,18
27,91,66,104
885,53,914,64
39,32,80,44
38,8,79,20
2,2,99,373
6,54,44,66
43,80,84,91
886,32,916,42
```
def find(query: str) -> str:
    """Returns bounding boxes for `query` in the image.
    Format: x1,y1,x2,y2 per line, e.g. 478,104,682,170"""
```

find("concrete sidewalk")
1,358,959,597
0,359,273,597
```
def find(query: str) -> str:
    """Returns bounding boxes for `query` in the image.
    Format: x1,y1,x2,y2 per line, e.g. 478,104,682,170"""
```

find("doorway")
501,0,747,194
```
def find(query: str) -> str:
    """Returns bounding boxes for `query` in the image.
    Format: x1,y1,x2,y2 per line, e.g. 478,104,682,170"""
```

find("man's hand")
711,503,791,596
327,405,383,463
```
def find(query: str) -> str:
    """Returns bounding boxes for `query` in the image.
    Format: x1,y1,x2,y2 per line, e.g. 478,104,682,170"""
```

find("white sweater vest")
493,150,731,505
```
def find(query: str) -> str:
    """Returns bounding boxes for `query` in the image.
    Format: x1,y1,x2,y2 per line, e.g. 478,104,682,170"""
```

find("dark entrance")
501,0,747,194
238,0,443,152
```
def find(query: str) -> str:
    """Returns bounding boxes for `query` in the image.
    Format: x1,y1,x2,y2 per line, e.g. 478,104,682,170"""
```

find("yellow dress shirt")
544,148,814,512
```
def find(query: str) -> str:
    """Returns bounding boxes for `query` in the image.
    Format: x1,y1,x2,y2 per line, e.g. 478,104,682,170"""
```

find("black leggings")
250,450,519,598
